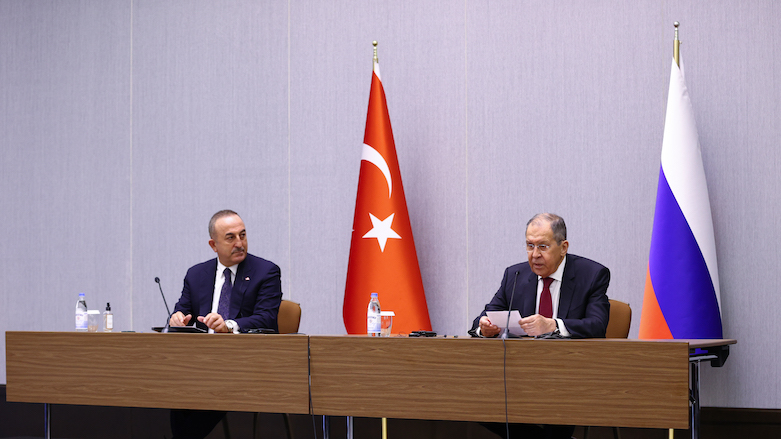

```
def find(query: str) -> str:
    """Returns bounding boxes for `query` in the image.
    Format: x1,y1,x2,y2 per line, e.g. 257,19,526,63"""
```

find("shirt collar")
538,254,567,282
217,260,238,278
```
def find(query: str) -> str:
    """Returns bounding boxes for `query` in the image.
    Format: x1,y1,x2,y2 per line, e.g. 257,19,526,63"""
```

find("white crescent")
361,143,392,198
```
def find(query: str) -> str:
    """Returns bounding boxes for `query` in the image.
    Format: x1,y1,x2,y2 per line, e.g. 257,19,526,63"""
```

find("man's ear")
560,240,569,255
208,238,217,253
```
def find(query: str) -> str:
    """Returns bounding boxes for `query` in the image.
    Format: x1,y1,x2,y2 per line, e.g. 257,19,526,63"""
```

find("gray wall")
1,0,778,410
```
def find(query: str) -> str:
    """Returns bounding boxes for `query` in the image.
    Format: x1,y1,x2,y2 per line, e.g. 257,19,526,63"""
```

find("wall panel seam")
463,0,470,325
129,0,135,330
287,0,293,300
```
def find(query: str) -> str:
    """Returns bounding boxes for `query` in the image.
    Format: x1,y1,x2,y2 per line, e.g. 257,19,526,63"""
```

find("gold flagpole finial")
673,22,681,67
373,41,379,64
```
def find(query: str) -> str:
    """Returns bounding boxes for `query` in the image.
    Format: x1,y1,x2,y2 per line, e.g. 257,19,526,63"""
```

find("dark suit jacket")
470,254,610,338
173,253,283,332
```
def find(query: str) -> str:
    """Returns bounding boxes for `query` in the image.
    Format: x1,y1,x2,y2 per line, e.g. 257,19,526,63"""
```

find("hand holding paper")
486,310,527,337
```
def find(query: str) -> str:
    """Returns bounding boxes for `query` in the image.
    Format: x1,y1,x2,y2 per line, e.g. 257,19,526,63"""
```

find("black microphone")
501,271,520,340
155,277,173,333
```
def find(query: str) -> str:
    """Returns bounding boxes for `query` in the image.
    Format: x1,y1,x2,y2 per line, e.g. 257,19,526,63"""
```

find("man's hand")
520,314,556,336
479,316,501,338
198,313,229,333
169,311,192,327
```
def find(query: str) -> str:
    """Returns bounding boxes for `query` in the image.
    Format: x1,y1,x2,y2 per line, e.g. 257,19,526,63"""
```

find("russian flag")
639,56,723,339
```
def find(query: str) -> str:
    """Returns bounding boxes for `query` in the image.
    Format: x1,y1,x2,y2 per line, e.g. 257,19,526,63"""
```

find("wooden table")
309,336,694,429
5,332,734,438
5,331,310,413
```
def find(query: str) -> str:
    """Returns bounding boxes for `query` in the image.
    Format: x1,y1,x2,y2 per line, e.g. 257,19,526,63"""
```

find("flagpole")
673,21,680,67
669,21,679,439
375,42,385,439
669,24,680,439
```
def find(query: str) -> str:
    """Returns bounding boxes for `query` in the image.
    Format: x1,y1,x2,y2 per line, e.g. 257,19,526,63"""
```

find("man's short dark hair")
209,210,240,238
527,213,567,244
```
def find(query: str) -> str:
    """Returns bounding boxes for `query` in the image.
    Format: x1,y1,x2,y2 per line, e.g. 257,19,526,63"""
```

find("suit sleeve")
172,267,196,317
234,262,283,332
561,265,610,338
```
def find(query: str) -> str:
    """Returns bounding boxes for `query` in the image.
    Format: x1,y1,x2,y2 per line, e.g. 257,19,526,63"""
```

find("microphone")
501,271,520,340
155,277,173,333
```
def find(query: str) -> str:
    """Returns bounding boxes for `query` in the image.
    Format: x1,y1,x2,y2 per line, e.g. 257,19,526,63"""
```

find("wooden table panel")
310,336,505,421
309,336,690,429
502,339,689,428
5,331,310,413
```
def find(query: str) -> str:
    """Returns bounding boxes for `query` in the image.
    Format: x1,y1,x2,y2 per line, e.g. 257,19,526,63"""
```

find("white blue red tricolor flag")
639,56,723,339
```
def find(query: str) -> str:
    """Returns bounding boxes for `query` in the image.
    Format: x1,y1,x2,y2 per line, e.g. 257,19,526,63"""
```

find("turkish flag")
343,59,432,335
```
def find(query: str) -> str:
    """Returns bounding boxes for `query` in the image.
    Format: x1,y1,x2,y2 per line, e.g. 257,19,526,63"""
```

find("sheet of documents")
486,310,527,336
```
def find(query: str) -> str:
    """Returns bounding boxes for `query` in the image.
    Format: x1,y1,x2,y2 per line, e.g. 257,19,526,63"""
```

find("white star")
362,213,402,252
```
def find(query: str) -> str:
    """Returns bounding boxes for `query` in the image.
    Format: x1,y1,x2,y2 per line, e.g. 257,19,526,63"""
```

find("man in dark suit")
470,213,610,439
168,209,283,439
471,213,609,338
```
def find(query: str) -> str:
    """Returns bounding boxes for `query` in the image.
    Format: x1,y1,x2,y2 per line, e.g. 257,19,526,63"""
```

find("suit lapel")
520,271,538,317
231,257,254,318
557,257,576,319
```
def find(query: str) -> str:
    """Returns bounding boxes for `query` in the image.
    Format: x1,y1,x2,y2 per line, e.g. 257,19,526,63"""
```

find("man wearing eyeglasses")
470,213,610,339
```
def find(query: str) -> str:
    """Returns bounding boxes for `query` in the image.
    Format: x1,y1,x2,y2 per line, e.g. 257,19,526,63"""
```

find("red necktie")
539,277,554,318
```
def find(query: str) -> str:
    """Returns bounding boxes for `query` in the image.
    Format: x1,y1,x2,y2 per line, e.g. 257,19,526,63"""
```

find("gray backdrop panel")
130,0,290,331
0,0,132,369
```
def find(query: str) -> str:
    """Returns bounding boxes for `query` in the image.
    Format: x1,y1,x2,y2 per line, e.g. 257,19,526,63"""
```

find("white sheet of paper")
486,310,527,336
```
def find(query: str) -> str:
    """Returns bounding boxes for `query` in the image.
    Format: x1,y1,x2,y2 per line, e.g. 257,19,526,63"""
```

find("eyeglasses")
526,243,552,253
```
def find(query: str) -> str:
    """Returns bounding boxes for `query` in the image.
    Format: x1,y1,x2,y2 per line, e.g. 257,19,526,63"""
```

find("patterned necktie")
539,277,554,318
217,267,232,318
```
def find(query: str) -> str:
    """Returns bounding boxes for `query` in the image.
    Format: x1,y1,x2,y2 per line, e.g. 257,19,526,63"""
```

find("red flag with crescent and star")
343,52,432,335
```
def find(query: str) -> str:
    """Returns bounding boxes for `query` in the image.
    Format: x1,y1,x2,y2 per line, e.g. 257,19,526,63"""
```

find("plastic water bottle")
367,292,381,336
75,293,88,332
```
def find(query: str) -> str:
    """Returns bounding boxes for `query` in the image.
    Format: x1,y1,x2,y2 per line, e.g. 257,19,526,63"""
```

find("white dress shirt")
535,255,570,337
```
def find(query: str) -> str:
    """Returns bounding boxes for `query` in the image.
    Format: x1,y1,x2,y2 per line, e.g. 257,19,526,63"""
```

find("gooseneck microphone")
501,270,520,340
155,277,173,332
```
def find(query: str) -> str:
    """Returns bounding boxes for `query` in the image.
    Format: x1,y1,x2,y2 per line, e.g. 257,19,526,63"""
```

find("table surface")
5,332,735,429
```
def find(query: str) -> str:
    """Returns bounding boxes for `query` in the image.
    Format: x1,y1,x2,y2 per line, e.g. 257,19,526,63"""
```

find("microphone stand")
501,270,520,439
155,277,173,333
501,271,520,340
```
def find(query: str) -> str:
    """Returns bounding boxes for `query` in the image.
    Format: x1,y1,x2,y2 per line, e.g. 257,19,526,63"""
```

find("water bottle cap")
106,302,111,311
371,292,378,297
79,293,85,296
